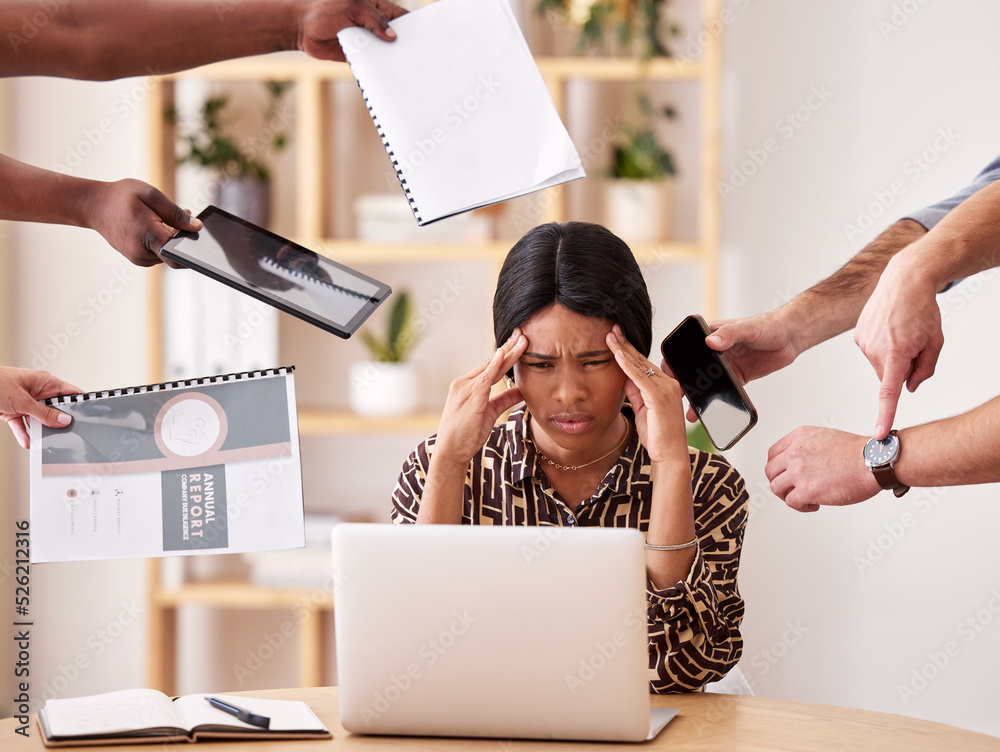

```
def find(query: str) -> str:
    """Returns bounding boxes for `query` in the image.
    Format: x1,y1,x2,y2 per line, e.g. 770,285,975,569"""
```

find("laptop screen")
331,524,663,742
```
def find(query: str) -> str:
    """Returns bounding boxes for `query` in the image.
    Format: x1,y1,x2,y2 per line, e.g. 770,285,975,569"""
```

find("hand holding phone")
660,315,758,450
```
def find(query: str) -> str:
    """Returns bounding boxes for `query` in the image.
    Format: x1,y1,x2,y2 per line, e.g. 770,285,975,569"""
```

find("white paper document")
338,0,585,225
28,368,304,563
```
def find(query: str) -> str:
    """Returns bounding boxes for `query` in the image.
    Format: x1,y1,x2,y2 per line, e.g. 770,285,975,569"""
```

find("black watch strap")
873,465,910,497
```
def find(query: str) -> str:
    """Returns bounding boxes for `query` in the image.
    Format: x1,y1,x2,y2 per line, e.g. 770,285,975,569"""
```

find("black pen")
204,696,271,729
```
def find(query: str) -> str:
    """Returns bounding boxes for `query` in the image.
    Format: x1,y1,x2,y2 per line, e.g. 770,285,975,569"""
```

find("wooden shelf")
303,239,705,265
155,582,333,610
145,0,724,697
166,54,706,83
150,580,333,690
539,56,705,81
304,239,513,265
298,408,440,436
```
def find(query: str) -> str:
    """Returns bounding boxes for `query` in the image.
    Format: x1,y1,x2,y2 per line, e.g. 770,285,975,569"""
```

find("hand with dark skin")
0,0,406,265
0,159,201,268
0,0,406,79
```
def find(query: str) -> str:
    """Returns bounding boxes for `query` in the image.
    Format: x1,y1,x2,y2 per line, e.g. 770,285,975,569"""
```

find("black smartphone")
660,314,758,450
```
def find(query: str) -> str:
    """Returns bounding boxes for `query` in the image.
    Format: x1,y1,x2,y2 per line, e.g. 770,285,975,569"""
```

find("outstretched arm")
856,179,1000,437
703,154,1000,390
894,394,1000,488
700,219,927,388
0,0,405,80
0,154,201,266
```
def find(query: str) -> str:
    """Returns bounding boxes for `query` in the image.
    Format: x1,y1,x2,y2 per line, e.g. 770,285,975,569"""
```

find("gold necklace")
534,417,630,472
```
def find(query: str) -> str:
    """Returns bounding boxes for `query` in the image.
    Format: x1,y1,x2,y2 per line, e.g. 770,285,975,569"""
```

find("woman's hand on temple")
607,326,689,466
432,329,528,468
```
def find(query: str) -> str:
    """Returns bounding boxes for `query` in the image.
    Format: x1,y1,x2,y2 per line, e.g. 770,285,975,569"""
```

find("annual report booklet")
28,367,304,563
37,689,331,746
337,0,585,225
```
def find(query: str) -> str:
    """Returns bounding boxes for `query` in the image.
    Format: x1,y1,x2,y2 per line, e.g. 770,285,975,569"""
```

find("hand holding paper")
338,0,585,225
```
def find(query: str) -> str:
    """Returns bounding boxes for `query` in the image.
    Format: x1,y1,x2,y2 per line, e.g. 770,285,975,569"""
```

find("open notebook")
37,689,330,746
337,0,585,225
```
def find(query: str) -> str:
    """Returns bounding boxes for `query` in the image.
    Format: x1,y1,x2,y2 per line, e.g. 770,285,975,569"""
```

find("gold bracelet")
644,537,698,551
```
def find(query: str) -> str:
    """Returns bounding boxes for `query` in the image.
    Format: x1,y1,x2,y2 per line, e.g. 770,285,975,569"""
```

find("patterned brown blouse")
391,405,748,693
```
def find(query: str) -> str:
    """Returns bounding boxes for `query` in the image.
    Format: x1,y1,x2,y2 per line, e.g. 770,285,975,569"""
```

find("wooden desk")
11,687,998,751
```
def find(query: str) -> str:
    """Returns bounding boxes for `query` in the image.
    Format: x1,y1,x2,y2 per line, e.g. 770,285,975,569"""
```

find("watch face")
864,434,899,465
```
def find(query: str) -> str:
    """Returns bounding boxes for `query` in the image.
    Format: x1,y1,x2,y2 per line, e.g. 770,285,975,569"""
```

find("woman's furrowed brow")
523,349,610,360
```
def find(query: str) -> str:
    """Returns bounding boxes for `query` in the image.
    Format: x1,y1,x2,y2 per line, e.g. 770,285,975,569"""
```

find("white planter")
214,177,271,226
603,178,676,243
349,361,420,417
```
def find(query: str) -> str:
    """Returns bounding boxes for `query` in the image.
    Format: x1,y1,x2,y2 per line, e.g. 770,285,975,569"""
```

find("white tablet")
159,206,392,339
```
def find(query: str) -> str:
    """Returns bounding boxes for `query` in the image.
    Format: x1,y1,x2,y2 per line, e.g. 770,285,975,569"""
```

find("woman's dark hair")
493,222,653,365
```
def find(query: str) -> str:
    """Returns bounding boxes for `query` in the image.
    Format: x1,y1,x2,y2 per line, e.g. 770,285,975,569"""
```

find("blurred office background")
1,0,998,738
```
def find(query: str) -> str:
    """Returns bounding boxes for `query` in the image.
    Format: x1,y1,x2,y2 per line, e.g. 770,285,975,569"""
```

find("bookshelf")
145,0,722,694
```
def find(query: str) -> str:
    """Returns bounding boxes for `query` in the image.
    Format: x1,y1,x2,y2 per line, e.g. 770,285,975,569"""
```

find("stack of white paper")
338,0,585,225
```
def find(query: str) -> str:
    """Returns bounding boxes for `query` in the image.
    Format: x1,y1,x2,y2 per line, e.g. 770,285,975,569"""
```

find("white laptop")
331,523,679,742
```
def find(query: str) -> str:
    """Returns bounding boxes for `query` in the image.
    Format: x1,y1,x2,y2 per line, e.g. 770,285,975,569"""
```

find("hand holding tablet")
159,206,392,339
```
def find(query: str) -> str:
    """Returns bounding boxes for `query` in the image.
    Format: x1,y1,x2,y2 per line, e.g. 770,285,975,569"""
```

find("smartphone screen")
660,315,757,450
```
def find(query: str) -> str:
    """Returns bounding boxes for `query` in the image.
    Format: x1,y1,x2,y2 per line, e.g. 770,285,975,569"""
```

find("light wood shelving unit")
145,0,722,695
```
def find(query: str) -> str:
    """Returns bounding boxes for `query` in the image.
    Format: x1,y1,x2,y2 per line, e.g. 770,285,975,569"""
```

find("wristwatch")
863,430,910,497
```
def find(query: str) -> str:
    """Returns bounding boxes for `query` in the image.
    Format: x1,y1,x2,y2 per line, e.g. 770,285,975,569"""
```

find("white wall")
4,74,154,716
0,78,16,721
2,0,999,739
715,0,1000,738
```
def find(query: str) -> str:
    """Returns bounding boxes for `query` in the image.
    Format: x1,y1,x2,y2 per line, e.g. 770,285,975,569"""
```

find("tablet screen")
159,206,391,339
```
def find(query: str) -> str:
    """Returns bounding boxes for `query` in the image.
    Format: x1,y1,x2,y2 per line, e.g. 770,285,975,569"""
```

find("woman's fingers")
489,384,523,418
608,325,685,417
607,325,658,382
501,329,527,372
438,329,527,464
481,328,526,385
463,331,516,382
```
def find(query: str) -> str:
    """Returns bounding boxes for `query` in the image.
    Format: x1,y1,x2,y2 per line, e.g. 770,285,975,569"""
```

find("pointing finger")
874,357,909,439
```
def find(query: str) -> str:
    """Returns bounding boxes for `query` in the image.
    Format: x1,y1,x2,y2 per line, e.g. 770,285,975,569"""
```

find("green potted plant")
687,422,716,453
536,0,679,59
168,80,292,225
349,292,421,417
605,92,678,242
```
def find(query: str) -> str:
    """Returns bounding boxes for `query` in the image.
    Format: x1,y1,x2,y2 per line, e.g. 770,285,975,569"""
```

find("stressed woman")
391,221,748,693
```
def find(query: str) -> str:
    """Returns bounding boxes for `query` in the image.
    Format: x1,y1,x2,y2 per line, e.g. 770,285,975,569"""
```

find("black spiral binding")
43,366,296,407
258,257,372,301
345,55,424,225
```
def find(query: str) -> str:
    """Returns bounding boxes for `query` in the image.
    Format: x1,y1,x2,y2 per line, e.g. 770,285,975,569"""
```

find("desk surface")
10,686,999,751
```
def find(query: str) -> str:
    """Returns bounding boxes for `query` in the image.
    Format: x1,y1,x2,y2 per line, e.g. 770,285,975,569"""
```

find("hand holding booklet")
28,368,304,563
338,0,585,225
37,689,331,746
